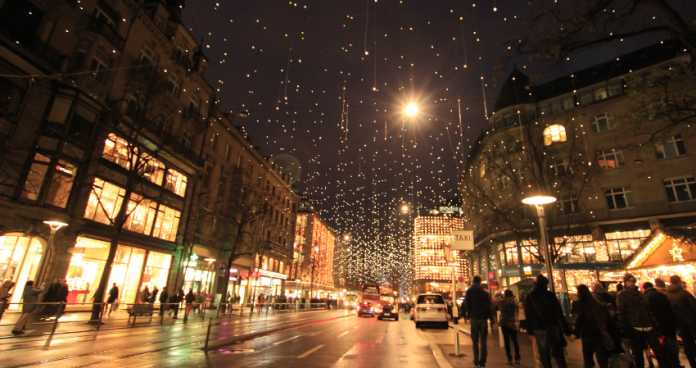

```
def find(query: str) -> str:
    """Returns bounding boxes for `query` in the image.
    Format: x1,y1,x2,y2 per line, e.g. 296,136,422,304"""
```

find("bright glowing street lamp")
36,221,68,284
405,103,418,117
401,205,410,214
522,194,557,292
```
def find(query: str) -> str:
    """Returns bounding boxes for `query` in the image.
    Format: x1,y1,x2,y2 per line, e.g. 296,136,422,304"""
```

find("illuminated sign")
523,266,532,275
438,206,462,214
229,276,238,281
230,268,238,274
55,164,74,176
190,253,199,261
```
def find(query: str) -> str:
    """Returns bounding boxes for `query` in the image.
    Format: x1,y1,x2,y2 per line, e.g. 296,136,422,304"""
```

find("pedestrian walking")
643,282,681,368
149,286,159,304
592,282,621,368
464,275,492,368
195,291,205,314
56,279,68,319
139,286,150,304
497,289,521,365
159,287,168,315
524,274,572,368
665,275,696,367
616,274,668,368
12,281,43,335
571,284,619,368
107,283,119,316
38,278,61,320
0,280,15,322
654,278,668,294
168,291,179,318
184,289,195,320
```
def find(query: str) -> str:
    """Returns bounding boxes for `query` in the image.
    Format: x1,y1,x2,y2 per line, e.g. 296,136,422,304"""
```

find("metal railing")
0,299,329,344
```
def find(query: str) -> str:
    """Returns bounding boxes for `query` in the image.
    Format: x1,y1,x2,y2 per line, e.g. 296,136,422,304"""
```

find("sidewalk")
440,321,591,368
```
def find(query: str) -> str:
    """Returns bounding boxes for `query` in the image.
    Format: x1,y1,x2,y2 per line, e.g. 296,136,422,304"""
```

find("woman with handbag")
570,284,615,368
497,289,522,365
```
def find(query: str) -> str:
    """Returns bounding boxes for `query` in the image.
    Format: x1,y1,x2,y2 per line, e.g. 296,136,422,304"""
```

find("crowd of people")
461,273,696,368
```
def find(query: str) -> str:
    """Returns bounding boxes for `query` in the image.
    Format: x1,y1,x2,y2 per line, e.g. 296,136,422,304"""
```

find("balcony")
171,50,193,71
79,16,125,52
267,240,291,258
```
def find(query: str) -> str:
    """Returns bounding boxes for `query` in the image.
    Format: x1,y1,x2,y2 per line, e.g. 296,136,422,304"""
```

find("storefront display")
66,236,171,305
182,254,216,294
0,235,43,309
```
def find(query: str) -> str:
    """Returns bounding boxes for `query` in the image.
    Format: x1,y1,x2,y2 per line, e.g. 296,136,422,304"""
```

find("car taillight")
417,307,426,311
437,308,446,311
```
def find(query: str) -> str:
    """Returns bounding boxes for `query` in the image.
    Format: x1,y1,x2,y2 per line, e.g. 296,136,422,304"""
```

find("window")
45,160,78,208
608,83,622,97
597,149,625,169
152,204,181,241
557,235,595,263
557,195,578,215
543,124,567,145
562,97,574,111
187,95,199,116
72,41,90,70
180,131,191,150
84,178,126,225
579,91,593,106
218,170,228,195
93,2,116,28
656,135,687,159
21,153,51,201
605,186,634,210
664,176,696,203
590,113,616,133
139,153,165,185
89,50,110,84
520,240,540,264
153,15,163,29
504,241,518,266
210,132,218,150
225,145,231,161
166,74,180,96
605,230,650,261
139,45,155,65
593,87,608,101
551,102,562,115
102,133,133,169
123,194,157,235
165,168,187,196
494,174,508,191
514,166,527,185
549,159,569,176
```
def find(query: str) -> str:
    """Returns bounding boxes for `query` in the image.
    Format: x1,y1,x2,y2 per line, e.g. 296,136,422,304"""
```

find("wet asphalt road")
0,309,447,368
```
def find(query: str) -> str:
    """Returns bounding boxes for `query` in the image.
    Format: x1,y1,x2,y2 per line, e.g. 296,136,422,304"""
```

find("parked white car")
412,293,448,328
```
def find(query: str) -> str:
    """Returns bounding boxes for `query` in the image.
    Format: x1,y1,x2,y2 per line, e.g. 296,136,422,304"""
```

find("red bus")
361,284,381,304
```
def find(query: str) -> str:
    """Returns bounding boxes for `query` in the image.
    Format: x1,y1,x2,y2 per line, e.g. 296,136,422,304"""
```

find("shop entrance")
0,235,43,309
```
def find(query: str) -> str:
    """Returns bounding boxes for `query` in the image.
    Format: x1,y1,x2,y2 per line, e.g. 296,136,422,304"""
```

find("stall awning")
543,262,622,271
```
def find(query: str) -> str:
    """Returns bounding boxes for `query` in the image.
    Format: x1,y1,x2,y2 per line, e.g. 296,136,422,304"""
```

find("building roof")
493,40,685,114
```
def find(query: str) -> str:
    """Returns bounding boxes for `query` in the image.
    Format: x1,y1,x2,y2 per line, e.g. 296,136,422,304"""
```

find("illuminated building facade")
286,200,337,299
414,214,469,296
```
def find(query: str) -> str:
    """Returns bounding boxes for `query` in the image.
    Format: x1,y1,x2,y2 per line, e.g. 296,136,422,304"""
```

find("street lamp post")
36,221,68,284
522,195,557,293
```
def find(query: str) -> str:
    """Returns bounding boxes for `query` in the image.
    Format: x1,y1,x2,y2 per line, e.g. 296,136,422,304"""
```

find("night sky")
180,0,665,286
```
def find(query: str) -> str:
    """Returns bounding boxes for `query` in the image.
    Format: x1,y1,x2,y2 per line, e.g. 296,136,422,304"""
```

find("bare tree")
501,0,696,74
461,117,601,264
85,63,206,322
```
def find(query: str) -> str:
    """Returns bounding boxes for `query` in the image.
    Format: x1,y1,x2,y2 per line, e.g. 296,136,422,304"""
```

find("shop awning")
541,262,622,272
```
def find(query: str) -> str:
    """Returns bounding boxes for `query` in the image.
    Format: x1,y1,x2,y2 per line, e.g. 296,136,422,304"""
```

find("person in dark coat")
465,275,492,368
149,286,159,304
496,289,521,364
571,284,617,368
159,287,169,315
55,279,69,319
39,278,61,320
168,291,180,318
524,274,572,368
107,283,119,316
643,282,681,368
617,274,668,368
12,281,43,335
665,275,696,368
184,289,195,320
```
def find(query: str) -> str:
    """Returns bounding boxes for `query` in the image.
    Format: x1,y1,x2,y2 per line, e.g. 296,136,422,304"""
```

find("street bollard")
44,303,64,348
201,304,206,322
132,305,137,328
216,303,221,319
203,317,212,351
161,305,165,325
266,303,269,316
97,303,104,331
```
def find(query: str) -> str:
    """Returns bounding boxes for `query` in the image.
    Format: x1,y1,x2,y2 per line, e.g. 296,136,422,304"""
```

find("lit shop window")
123,194,157,235
102,133,133,169
21,153,51,201
543,124,567,146
504,241,518,266
139,153,165,186
84,179,126,225
165,168,187,197
520,240,540,264
597,149,625,169
152,204,180,241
